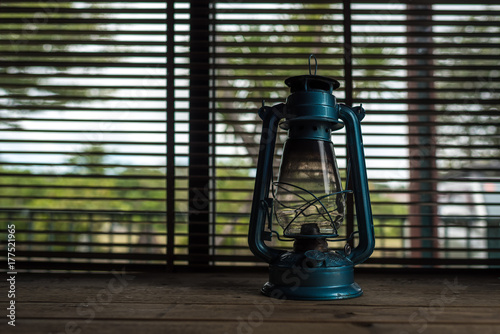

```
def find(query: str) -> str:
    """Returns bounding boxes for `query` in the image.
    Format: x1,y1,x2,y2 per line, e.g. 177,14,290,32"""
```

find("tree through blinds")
0,1,499,271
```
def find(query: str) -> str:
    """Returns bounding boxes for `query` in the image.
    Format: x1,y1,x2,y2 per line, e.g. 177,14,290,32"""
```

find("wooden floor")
3,269,500,334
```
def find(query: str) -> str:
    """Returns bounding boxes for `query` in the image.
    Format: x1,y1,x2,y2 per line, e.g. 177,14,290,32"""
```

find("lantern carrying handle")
308,54,318,75
248,102,287,263
339,104,375,265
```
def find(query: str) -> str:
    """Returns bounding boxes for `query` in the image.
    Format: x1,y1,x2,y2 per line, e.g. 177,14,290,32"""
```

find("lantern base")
262,281,362,301
261,251,363,300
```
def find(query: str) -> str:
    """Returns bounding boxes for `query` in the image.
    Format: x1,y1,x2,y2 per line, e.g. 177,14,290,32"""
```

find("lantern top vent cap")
285,75,340,94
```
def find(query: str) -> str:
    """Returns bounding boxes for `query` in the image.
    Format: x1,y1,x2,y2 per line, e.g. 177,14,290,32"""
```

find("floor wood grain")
2,270,500,334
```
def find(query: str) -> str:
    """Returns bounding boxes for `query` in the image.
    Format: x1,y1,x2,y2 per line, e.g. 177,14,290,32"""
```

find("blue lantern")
248,56,375,300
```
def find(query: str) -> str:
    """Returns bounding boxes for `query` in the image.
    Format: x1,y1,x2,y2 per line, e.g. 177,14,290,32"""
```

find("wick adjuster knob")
305,250,326,268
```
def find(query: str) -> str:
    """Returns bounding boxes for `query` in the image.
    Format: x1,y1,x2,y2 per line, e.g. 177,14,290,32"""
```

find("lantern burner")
293,223,328,253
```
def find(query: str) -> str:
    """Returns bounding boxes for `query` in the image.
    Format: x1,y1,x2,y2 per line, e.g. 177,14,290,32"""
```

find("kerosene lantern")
248,56,375,300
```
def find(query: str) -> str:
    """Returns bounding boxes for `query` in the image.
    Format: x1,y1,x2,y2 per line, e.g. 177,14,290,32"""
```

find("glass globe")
273,138,345,237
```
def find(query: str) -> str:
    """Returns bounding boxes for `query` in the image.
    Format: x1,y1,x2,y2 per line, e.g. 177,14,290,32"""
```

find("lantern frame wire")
272,181,350,237
262,192,359,243
265,160,358,242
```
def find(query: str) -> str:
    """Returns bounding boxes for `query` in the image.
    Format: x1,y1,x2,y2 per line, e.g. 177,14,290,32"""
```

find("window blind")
1,1,499,271
203,0,500,268
0,1,170,271
348,1,500,267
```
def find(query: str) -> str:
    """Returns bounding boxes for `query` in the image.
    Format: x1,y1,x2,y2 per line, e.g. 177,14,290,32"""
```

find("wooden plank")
7,272,500,307
5,319,500,334
15,302,500,324
2,271,500,334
